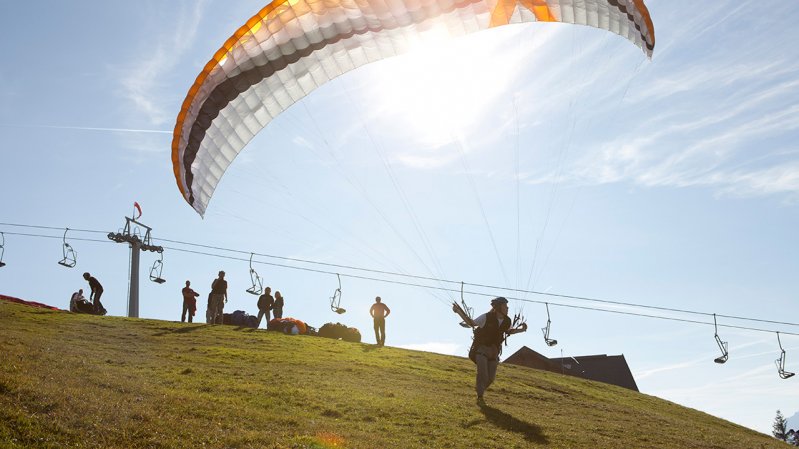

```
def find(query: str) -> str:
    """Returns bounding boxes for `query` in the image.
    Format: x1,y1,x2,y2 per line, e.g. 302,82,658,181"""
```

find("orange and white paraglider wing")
172,0,655,216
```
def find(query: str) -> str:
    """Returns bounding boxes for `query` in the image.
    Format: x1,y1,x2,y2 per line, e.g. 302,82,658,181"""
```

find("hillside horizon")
0,298,787,448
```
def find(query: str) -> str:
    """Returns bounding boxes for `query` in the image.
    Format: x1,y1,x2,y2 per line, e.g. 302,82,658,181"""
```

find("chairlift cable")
513,93,522,294
335,81,454,304
153,245,799,336
3,225,799,330
0,222,107,234
285,103,430,281
452,134,511,287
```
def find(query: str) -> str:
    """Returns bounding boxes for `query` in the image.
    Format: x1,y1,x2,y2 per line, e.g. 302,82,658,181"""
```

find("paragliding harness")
71,294,106,316
468,311,512,363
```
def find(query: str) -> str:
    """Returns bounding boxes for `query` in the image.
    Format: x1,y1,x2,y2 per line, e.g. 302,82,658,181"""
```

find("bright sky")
1,0,798,435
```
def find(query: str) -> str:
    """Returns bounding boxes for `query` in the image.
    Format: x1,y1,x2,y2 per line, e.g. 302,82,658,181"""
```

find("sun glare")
363,28,530,159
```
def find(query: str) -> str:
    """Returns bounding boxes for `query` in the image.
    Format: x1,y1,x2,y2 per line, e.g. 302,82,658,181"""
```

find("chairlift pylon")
541,303,558,347
330,273,346,314
775,332,795,379
57,228,77,268
713,313,729,364
0,232,6,268
149,251,166,284
246,253,263,295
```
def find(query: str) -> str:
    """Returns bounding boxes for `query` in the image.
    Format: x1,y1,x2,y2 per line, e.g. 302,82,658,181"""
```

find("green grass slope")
0,301,783,449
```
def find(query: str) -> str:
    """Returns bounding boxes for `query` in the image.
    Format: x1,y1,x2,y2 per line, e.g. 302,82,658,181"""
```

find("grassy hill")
0,300,784,449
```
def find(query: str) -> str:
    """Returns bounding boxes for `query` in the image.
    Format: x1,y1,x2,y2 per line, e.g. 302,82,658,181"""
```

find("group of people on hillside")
69,272,106,315
179,279,529,402
70,269,526,404
177,270,287,325
255,286,284,326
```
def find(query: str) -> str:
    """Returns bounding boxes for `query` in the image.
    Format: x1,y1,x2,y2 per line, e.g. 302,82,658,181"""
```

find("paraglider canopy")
172,0,655,215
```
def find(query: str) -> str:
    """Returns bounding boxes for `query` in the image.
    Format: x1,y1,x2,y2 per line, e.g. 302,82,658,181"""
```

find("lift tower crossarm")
107,216,163,317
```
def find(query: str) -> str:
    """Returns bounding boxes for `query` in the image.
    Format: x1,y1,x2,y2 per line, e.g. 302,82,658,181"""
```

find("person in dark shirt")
454,297,527,402
256,286,274,328
369,296,391,346
181,280,200,323
209,271,228,324
273,291,284,319
83,272,105,314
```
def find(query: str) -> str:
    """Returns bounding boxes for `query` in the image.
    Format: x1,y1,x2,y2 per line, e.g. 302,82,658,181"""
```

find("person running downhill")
369,296,391,346
453,296,527,402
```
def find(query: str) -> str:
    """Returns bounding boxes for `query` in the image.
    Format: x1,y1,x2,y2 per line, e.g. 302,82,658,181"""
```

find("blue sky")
1,0,798,434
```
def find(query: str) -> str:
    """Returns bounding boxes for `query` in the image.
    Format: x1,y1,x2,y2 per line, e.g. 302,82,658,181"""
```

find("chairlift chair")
775,332,795,379
330,274,346,314
0,232,6,268
57,228,77,268
246,253,263,295
457,282,474,328
541,303,558,347
149,252,166,284
713,314,729,364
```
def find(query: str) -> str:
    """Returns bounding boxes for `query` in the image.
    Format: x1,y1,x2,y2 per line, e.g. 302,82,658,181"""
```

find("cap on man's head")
490,297,508,307
219,270,225,276
83,272,90,278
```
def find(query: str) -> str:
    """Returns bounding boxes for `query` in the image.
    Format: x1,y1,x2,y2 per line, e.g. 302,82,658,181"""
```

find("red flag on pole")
133,202,142,220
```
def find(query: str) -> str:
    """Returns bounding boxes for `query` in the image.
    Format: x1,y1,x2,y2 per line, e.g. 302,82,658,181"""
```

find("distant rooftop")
504,346,639,392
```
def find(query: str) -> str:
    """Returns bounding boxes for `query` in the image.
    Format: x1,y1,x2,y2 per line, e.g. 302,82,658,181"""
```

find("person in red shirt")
181,280,200,323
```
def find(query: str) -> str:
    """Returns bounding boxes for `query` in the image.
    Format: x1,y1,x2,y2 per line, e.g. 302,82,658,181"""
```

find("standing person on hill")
82,272,106,314
369,296,391,346
209,271,228,324
205,292,213,324
257,286,274,328
181,280,200,323
453,297,527,403
272,291,284,319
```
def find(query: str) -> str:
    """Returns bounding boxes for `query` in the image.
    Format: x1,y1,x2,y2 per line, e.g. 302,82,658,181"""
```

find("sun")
360,26,530,155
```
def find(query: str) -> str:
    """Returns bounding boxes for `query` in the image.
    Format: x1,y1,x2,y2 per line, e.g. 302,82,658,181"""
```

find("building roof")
504,346,639,392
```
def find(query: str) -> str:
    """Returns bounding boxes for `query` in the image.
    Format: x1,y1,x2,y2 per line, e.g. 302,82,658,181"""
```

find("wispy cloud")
636,356,705,380
561,54,799,198
118,1,208,126
0,124,170,134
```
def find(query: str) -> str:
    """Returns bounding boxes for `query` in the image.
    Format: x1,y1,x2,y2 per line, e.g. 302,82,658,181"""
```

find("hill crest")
0,299,784,448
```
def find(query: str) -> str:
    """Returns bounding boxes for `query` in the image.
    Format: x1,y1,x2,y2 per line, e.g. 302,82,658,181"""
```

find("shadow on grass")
361,344,381,353
151,325,206,336
478,402,548,444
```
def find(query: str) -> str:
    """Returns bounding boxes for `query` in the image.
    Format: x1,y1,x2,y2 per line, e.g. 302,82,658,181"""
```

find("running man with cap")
454,297,527,402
